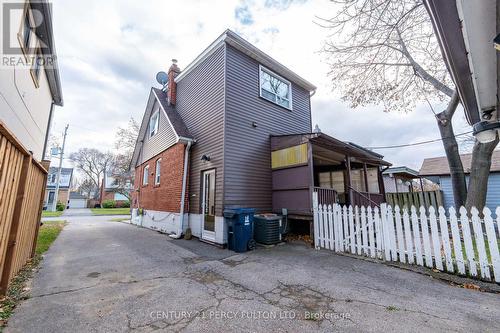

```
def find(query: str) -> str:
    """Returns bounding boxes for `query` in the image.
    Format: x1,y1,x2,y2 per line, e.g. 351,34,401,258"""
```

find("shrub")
56,201,65,211
102,200,116,209
121,201,130,208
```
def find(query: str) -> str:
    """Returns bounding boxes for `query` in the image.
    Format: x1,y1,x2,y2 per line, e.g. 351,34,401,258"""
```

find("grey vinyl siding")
176,45,226,215
140,100,178,164
440,173,500,210
223,45,312,212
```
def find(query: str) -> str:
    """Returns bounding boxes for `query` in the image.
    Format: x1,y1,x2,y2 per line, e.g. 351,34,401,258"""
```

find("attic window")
149,110,159,138
259,65,292,110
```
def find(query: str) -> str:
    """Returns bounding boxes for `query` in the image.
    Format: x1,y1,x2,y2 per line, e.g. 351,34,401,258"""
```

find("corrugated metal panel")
140,100,178,164
271,144,307,169
176,45,226,215
440,174,500,210
224,45,312,212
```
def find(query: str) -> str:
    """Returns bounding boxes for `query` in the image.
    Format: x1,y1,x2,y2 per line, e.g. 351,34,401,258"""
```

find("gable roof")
175,29,316,92
130,88,193,169
419,150,500,176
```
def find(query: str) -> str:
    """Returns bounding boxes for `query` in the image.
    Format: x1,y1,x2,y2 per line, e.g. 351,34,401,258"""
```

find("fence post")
312,192,320,249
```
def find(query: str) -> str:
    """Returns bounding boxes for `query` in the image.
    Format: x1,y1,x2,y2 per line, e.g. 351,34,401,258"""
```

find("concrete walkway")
61,208,92,216
6,216,500,332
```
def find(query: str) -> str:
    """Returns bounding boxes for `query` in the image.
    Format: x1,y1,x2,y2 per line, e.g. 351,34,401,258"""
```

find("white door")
201,169,216,241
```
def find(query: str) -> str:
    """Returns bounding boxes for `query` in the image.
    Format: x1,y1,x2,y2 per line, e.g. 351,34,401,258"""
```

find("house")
0,0,63,160
131,29,389,246
99,175,131,207
424,0,499,141
419,151,500,210
382,166,420,193
0,0,63,294
44,167,73,209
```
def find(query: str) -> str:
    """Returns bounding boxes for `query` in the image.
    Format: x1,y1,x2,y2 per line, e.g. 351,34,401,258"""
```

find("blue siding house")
419,151,500,210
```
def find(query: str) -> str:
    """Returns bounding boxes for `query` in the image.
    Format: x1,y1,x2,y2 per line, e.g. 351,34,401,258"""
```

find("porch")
271,132,391,219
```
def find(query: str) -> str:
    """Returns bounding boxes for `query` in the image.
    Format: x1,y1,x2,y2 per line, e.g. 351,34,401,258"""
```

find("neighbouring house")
44,167,73,209
131,29,390,246
0,0,63,294
68,192,88,209
382,166,420,193
99,175,131,207
419,150,500,210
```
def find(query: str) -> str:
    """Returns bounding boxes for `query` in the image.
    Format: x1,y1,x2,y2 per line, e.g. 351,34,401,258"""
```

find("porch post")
363,163,369,193
378,167,386,197
346,156,352,205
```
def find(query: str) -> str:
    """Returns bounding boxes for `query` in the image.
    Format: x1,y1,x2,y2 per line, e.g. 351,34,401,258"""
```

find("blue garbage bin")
224,208,256,252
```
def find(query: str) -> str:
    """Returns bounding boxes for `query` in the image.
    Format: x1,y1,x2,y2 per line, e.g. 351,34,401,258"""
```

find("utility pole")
51,124,69,212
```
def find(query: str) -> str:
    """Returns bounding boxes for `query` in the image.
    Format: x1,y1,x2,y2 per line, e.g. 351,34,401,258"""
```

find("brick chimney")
167,59,181,105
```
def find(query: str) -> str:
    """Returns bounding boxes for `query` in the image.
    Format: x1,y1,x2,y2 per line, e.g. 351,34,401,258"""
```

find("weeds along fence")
312,193,500,283
0,123,49,295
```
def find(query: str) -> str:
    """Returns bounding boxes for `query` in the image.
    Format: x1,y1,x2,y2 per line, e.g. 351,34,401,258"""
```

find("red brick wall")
132,143,188,213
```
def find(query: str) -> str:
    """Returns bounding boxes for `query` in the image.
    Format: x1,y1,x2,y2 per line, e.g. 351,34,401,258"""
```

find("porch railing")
349,186,384,208
313,187,338,206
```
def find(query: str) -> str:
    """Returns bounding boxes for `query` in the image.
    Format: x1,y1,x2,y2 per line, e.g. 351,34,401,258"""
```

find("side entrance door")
201,169,216,242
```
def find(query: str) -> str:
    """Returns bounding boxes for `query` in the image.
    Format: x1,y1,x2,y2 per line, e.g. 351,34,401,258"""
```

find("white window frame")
155,159,161,185
149,110,159,138
143,165,149,185
259,65,293,110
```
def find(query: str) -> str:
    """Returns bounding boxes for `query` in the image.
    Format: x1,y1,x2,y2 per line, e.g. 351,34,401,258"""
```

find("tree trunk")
436,91,467,208
465,135,499,211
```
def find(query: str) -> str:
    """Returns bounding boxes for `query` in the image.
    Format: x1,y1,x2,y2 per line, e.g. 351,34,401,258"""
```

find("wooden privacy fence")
0,123,49,295
386,190,443,211
313,193,500,283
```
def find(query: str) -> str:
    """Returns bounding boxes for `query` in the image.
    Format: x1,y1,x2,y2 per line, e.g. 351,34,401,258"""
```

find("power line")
366,130,473,150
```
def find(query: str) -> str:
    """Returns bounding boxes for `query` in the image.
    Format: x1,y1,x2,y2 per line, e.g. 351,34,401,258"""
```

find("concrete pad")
6,216,500,332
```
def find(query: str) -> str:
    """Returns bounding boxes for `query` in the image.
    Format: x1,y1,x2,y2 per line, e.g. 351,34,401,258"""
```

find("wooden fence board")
0,123,49,295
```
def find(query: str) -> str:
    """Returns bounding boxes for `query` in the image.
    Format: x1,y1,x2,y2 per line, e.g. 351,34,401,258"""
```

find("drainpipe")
170,139,193,239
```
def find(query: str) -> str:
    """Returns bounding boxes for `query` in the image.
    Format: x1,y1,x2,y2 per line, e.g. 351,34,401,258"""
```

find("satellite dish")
156,71,169,86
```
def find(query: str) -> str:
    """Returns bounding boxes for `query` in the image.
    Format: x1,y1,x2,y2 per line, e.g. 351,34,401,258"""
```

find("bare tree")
115,118,139,152
70,148,114,200
77,177,97,199
107,118,140,201
317,0,470,207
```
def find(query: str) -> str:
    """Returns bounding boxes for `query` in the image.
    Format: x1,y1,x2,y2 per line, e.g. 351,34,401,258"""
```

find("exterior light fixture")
473,121,500,143
494,33,500,51
201,155,211,162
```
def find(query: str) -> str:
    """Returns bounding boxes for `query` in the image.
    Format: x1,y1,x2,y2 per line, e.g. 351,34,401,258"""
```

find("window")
143,165,149,185
259,66,292,109
155,159,161,185
22,9,32,52
149,111,159,138
31,48,42,85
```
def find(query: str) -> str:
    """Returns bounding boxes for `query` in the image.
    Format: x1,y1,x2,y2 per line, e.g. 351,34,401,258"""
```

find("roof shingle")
419,150,500,176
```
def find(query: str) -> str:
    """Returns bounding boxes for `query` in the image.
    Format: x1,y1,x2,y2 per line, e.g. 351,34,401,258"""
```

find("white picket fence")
312,193,500,283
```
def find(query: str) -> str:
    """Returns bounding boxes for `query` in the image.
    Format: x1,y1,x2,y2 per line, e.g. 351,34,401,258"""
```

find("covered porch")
271,132,391,219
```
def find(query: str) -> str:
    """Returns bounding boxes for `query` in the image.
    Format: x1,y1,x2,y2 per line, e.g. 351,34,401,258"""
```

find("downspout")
42,102,55,160
170,139,193,239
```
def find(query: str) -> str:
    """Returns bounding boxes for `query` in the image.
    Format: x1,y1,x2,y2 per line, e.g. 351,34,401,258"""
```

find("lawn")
0,220,66,331
35,221,66,255
90,208,131,216
41,210,63,217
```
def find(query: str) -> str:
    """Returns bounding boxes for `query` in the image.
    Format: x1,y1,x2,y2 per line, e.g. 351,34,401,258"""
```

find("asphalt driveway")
6,216,500,332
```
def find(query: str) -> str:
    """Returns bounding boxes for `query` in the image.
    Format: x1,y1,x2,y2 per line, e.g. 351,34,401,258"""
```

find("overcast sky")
49,0,471,171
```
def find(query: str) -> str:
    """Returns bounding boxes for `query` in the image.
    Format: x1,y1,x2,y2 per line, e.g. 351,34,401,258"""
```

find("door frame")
201,168,216,242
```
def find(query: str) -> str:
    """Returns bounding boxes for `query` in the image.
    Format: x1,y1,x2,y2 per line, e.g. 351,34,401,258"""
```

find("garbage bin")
224,208,256,252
